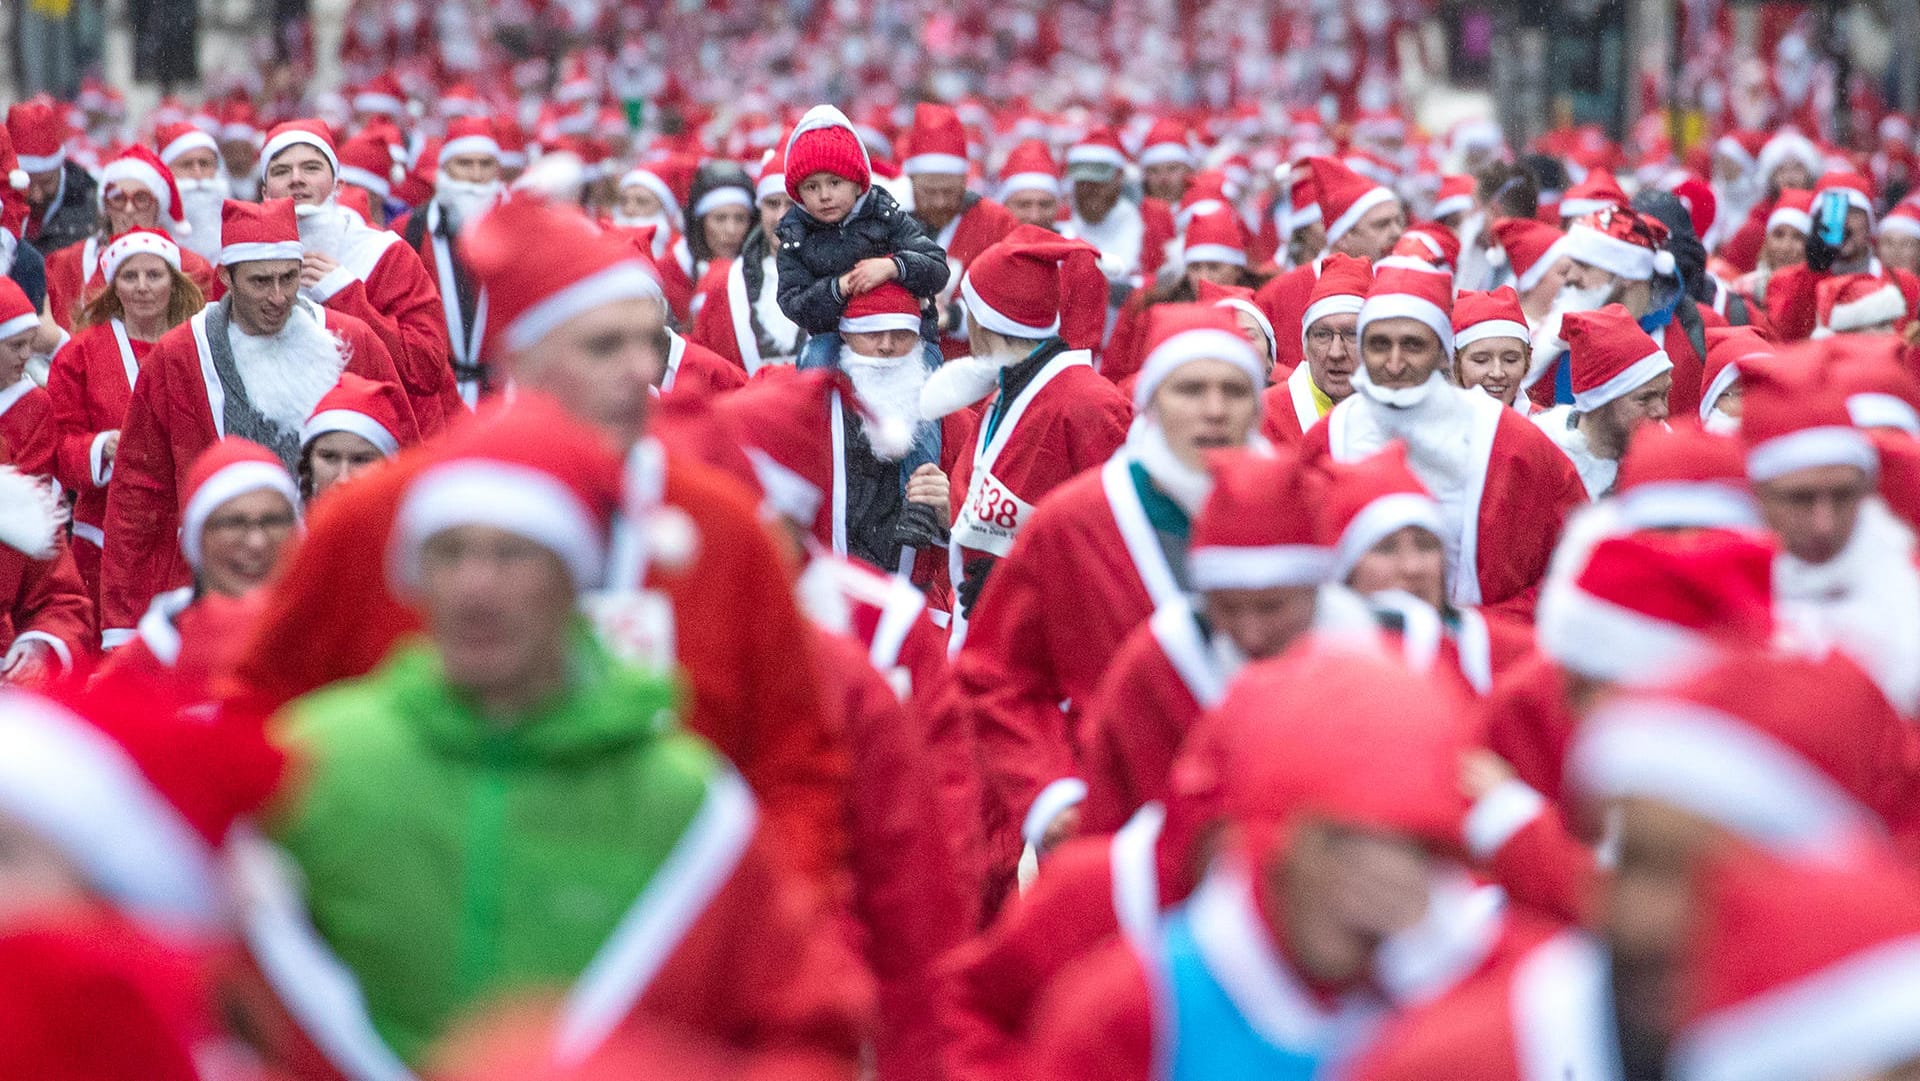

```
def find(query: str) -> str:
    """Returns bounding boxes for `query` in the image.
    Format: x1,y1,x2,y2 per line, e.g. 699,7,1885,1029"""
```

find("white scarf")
433,174,504,231
1125,417,1213,518
841,346,928,451
229,302,349,438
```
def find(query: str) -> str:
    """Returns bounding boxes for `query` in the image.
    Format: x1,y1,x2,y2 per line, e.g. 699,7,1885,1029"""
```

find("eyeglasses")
104,189,158,211
1306,327,1358,348
203,512,297,539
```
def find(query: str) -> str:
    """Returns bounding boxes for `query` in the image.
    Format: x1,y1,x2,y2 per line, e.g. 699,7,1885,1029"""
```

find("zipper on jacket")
453,742,512,997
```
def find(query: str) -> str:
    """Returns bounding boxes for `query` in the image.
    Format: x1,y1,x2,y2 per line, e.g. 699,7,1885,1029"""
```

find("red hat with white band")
997,140,1059,201
1741,349,1880,482
459,194,662,358
1561,303,1673,412
0,278,38,343
1064,126,1129,180
1815,171,1877,227
1357,258,1455,357
1880,200,1920,241
179,438,301,570
1766,188,1815,236
218,198,303,266
1429,174,1476,221
618,164,683,220
301,372,412,458
98,228,181,285
1190,448,1332,592
1557,170,1629,219
1811,273,1908,339
1181,207,1246,268
1491,217,1567,293
1316,444,1446,581
437,117,501,169
100,146,190,236
1138,118,1195,170
753,144,786,204
1614,423,1761,531
154,120,218,168
838,282,921,336
1132,303,1264,414
1306,155,1398,249
1701,326,1773,422
1300,252,1372,349
260,118,339,175
960,224,1098,339
1562,206,1673,282
5,99,66,174
900,102,969,177
1451,287,1530,352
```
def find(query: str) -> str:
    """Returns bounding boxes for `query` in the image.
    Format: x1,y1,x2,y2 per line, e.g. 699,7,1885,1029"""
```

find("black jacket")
775,186,949,335
31,162,98,255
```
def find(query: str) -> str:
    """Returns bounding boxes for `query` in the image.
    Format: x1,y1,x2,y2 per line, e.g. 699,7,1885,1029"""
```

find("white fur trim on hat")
1747,426,1879,483
1065,143,1127,170
1022,778,1088,849
620,169,682,220
744,448,823,527
1826,282,1907,334
390,459,606,591
160,128,219,166
1300,294,1366,349
503,261,661,354
1214,298,1277,359
438,134,502,167
1537,583,1713,687
100,231,182,285
219,240,305,266
1562,222,1656,281
998,172,1059,201
1183,243,1246,267
755,172,786,202
961,271,1058,339
16,147,64,173
1334,492,1446,580
839,311,921,335
1848,392,1920,435
1455,319,1531,352
0,312,40,342
903,152,969,176
1700,362,1743,421
1615,481,1761,531
1570,699,1879,853
1572,349,1672,412
1138,143,1194,169
301,409,399,457
1357,293,1455,358
261,129,338,175
1515,237,1568,293
336,165,392,200
181,460,300,569
1880,215,1920,241
1768,204,1813,236
1131,328,1264,413
692,185,752,219
101,157,168,207
1324,185,1397,248
1557,196,1618,219
1191,544,1336,592
1430,193,1475,220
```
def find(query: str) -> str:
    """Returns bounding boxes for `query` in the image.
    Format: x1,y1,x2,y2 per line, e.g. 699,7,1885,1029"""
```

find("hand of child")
841,257,900,296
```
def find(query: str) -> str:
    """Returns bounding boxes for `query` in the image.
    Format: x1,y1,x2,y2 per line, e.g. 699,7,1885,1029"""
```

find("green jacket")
271,628,719,1063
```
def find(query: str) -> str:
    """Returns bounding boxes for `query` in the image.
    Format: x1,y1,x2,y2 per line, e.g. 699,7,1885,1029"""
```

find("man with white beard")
258,120,462,435
98,198,414,647
1301,260,1586,617
398,118,504,406
156,121,228,265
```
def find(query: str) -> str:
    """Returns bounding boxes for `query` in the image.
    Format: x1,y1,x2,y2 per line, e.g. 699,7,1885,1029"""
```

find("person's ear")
218,265,232,292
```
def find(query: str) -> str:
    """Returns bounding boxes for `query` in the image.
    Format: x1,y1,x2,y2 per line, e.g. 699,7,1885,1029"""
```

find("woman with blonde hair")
46,228,206,604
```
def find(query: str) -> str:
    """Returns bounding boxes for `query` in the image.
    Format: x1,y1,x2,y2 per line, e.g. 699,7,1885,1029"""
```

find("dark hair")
1475,162,1538,221
682,161,754,267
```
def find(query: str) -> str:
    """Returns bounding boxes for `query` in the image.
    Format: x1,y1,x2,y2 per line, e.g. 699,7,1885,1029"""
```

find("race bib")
952,467,1034,557
580,588,677,673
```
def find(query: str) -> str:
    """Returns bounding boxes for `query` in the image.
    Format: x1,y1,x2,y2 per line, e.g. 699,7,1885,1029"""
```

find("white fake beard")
434,175,504,231
1704,407,1741,434
1353,366,1450,411
294,200,352,258
177,177,230,261
920,348,1018,420
610,209,670,233
1546,280,1616,323
1125,417,1213,517
842,347,928,450
230,304,350,437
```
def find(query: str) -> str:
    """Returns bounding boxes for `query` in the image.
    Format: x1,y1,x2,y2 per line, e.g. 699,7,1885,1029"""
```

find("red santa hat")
438,117,502,169
439,82,487,120
0,121,27,194
743,143,782,204
218,197,303,266
1451,286,1530,352
0,681,282,931
1712,129,1769,173
838,281,921,336
219,99,264,147
960,224,1099,338
1538,530,1774,688
1833,342,1920,435
1811,273,1908,339
1189,448,1332,592
1132,304,1264,414
0,276,40,342
997,139,1059,201
718,368,908,533
1316,444,1447,581
1562,206,1674,282
98,227,182,286
1668,175,1718,242
1700,325,1771,422
1557,170,1629,219
1064,126,1129,180
1764,188,1816,236
1491,217,1568,293
335,131,401,200
1571,650,1896,855
458,195,662,357
1300,252,1373,348
1137,118,1195,170
617,163,684,220
1429,174,1476,221
900,102,968,177
784,105,871,200
1614,423,1762,531
1741,351,1881,482
1357,260,1455,357
1195,278,1275,359
5,99,66,174
1285,166,1323,234
1561,303,1673,412
1307,155,1399,249
389,395,623,592
1879,200,1920,241
179,437,301,570
1390,222,1459,271
352,73,407,117
495,117,530,170
261,118,339,175
99,146,190,237
1815,171,1878,226
301,372,411,457
1673,850,1920,1081
1181,207,1246,268
154,120,217,168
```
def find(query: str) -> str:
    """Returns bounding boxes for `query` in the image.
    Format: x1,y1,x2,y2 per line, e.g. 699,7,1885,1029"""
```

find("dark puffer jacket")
775,185,950,336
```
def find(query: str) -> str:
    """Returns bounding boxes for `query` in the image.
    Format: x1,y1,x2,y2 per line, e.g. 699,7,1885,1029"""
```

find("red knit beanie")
784,105,871,201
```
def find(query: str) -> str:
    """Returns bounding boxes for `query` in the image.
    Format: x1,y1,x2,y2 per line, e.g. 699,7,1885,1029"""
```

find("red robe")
43,236,219,331
1138,197,1176,284
688,256,779,375
661,329,749,400
46,320,149,599
0,536,92,677
1473,651,1595,923
88,586,262,712
1767,259,1920,342
98,304,410,640
0,377,55,481
1302,388,1587,618
1253,256,1325,373
221,432,851,893
925,197,1019,358
1257,362,1327,447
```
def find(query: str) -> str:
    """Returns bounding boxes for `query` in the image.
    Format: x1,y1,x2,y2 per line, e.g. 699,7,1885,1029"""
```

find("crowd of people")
3,19,1920,1078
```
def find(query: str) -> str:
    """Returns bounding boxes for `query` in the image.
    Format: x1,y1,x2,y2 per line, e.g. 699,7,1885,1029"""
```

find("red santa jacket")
0,536,91,677
661,329,749,400
0,377,56,481
925,196,1019,359
688,256,777,376
221,432,852,893
46,320,150,598
1473,651,1596,923
89,586,261,714
1767,259,1920,342
1258,362,1326,447
1528,307,1724,419
98,303,411,641
43,236,219,332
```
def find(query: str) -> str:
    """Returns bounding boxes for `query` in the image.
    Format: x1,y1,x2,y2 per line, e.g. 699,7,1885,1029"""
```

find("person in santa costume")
1059,127,1157,311
1255,156,1407,373
1768,173,1920,343
235,396,870,1076
1449,286,1533,410
1259,250,1369,444
0,276,54,482
155,121,230,265
921,223,1130,637
297,371,415,503
1729,188,1811,307
1198,278,1279,377
43,146,217,333
0,465,89,687
955,304,1263,866
678,160,756,296
688,146,805,373
1028,645,1526,1081
391,117,504,408
1532,304,1675,499
258,119,463,434
47,228,206,605
1700,324,1772,433
997,140,1062,231
7,98,96,255
1300,261,1586,617
1489,216,1570,329
223,193,851,896
1077,448,1380,836
1809,272,1912,338
615,225,747,401
1101,207,1265,389
899,102,1017,359
609,160,695,320
1741,347,1920,716
1877,201,1920,277
99,197,411,648
91,438,299,709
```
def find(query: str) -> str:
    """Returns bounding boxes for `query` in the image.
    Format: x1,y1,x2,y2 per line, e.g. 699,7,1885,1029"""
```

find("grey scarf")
202,298,303,471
